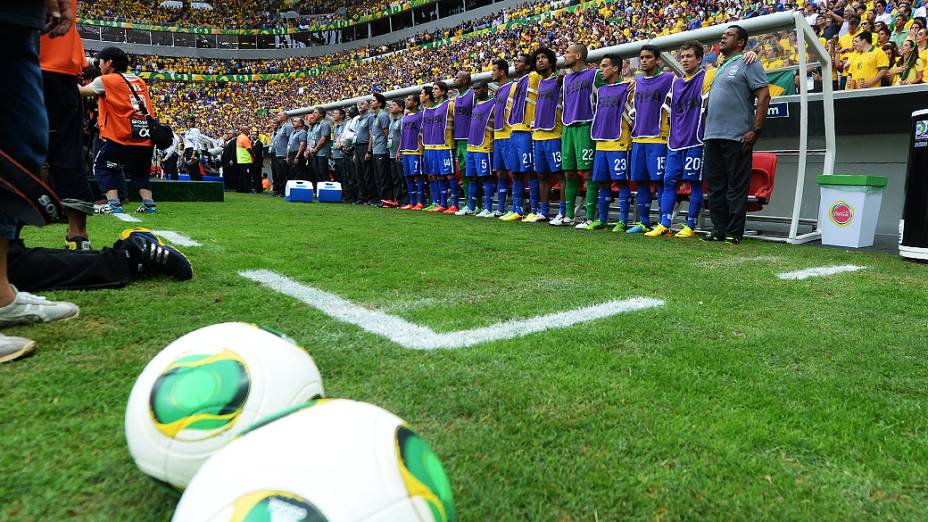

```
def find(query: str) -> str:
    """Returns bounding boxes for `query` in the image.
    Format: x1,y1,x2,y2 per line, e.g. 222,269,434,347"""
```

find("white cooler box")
285,180,314,203
317,181,342,203
816,175,887,248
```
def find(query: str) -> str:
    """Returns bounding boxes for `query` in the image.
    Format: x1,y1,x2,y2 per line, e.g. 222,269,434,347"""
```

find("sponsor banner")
138,64,348,82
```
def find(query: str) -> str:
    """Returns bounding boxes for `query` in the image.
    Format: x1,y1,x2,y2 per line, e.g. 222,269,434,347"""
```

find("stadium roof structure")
294,11,835,244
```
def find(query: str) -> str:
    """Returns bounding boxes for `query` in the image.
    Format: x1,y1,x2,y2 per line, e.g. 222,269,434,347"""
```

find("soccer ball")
172,399,455,522
125,322,324,490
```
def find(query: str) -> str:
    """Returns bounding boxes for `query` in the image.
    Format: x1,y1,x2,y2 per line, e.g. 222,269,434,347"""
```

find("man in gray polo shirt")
306,107,331,184
703,25,771,244
272,111,293,196
369,93,392,206
353,100,375,205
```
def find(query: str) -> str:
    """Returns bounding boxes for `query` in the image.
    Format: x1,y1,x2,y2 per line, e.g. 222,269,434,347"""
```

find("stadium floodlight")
293,12,834,244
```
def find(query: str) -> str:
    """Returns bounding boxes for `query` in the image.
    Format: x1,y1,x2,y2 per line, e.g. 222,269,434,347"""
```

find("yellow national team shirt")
510,71,541,132
532,73,562,141
424,98,456,150
848,46,890,87
494,81,513,140
467,100,495,154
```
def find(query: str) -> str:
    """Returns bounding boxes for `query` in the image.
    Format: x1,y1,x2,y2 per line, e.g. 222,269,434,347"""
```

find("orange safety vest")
98,74,156,147
39,0,86,76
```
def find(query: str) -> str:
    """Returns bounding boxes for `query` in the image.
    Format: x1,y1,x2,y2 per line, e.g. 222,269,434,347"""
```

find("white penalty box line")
239,269,665,350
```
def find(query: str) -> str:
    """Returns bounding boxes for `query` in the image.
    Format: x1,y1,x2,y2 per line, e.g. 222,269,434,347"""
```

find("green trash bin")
817,175,888,248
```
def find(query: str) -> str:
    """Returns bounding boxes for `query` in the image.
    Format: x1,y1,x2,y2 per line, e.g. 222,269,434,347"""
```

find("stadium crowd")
79,0,423,29
129,0,925,139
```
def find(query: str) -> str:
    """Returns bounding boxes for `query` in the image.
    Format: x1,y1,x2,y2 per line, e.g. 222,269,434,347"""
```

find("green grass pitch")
2,193,927,520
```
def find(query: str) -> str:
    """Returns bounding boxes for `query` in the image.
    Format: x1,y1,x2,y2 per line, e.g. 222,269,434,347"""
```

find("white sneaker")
492,210,505,217
455,207,475,216
0,334,36,363
528,213,548,223
0,288,80,327
549,214,564,226
562,216,576,226
574,219,592,230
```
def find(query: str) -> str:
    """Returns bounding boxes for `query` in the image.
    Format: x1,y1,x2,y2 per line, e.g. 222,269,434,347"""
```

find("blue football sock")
512,179,524,214
559,200,567,216
448,177,460,208
496,178,508,212
540,201,549,218
108,198,121,207
405,179,416,205
483,180,494,210
467,180,478,210
430,180,439,205
417,178,426,205
688,181,704,229
598,187,610,223
528,177,540,214
637,185,652,226
619,185,631,223
660,178,677,228
438,179,448,207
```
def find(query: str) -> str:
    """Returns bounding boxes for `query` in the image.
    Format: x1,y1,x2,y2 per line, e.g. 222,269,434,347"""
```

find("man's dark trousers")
373,153,389,201
352,147,372,202
704,139,753,240
273,156,288,194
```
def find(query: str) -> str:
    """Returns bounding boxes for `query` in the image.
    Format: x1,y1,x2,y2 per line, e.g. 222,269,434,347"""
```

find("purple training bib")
453,89,475,140
632,72,674,139
533,75,560,131
562,68,597,126
400,111,423,152
668,70,707,150
494,82,514,131
422,99,451,146
591,82,631,141
508,74,530,126
468,98,495,148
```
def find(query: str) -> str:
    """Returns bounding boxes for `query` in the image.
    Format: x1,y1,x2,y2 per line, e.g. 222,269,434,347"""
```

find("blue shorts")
591,150,630,182
509,131,533,173
402,154,422,177
532,139,562,174
493,138,513,171
465,152,491,178
664,147,704,182
423,149,454,176
630,142,667,181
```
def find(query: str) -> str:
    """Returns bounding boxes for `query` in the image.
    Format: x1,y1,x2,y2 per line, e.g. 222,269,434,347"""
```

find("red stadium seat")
748,152,777,212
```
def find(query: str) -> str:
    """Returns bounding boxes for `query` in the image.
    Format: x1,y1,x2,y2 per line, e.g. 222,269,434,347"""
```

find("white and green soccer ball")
171,399,455,522
125,322,324,490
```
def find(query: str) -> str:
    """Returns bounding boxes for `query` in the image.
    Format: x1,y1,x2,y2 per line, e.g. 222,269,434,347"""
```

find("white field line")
152,230,202,247
113,213,141,222
777,264,866,281
239,269,664,350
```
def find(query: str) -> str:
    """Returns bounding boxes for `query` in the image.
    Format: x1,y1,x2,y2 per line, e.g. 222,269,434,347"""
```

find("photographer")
78,46,158,214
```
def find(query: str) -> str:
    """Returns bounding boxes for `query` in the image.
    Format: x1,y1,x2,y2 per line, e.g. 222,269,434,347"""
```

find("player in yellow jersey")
457,80,495,215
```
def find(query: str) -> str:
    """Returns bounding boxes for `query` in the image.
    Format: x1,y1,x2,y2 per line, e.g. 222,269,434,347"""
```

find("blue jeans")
0,24,48,238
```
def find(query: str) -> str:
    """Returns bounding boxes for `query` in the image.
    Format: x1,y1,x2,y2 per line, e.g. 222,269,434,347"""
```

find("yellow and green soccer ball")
171,399,455,522
125,322,324,490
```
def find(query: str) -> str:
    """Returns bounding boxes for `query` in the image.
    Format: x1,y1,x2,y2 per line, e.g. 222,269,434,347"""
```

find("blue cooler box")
317,181,342,202
285,180,314,202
